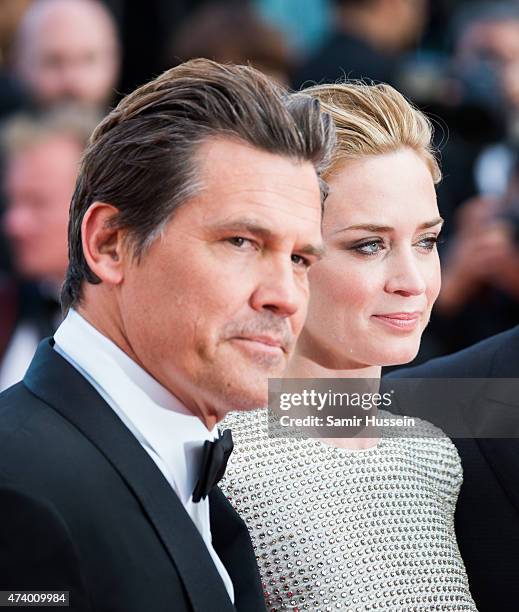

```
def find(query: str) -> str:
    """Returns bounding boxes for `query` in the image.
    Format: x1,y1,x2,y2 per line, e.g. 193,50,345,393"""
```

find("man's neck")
76,302,219,431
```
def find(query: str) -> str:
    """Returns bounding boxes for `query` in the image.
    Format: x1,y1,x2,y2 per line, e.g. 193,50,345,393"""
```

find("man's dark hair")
61,58,335,311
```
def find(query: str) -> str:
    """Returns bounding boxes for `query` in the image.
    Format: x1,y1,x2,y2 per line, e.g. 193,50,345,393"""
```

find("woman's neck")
286,353,381,380
285,353,381,450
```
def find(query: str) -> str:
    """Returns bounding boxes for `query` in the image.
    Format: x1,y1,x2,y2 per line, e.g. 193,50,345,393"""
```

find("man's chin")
216,378,270,414
228,386,269,412
205,358,287,415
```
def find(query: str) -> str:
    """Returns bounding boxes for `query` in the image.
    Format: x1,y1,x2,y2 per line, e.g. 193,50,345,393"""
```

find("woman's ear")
81,202,126,286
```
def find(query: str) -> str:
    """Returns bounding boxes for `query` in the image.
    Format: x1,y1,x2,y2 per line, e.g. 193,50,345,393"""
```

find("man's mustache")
223,315,295,353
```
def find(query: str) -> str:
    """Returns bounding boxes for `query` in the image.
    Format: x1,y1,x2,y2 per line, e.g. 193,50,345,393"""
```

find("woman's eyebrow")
333,217,444,235
418,217,444,229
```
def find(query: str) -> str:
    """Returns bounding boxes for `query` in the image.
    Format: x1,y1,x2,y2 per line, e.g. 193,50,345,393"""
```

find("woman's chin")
373,344,420,368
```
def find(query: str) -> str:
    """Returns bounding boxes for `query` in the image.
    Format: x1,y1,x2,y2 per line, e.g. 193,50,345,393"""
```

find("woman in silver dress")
221,83,477,611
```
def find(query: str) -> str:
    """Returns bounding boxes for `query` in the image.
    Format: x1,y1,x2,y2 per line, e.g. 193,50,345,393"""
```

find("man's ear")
81,202,127,285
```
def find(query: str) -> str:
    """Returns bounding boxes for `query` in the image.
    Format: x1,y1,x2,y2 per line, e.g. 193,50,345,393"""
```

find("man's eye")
353,240,384,256
227,236,254,248
291,254,311,268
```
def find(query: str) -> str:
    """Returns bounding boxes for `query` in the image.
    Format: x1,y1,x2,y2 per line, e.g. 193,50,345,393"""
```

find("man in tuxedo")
386,325,519,612
0,58,335,611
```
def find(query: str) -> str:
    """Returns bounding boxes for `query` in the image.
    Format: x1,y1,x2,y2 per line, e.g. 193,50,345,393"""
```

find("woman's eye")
353,240,384,256
415,236,440,251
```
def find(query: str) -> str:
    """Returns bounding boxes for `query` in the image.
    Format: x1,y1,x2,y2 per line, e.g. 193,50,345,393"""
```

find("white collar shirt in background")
54,309,234,603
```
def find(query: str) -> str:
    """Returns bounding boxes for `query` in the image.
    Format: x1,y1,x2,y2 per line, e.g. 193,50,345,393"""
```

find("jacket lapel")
476,438,519,516
210,487,265,612
465,379,519,516
24,339,235,612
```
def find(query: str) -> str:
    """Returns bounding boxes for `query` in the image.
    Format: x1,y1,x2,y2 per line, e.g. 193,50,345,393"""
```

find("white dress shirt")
0,323,40,391
53,309,234,603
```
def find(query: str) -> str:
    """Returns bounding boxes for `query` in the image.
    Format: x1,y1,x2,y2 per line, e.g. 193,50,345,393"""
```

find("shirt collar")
53,309,218,503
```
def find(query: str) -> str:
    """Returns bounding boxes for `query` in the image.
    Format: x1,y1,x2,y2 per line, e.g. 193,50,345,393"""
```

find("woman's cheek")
426,256,442,305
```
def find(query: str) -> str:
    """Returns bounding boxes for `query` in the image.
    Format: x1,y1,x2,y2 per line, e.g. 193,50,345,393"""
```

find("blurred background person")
407,2,519,357
0,107,99,391
11,0,120,111
0,0,31,66
0,0,31,120
293,0,429,88
431,163,519,355
454,2,519,197
0,1,34,346
166,1,294,86
0,0,120,319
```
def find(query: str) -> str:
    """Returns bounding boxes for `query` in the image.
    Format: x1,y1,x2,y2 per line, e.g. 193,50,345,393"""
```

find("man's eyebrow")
210,219,325,259
298,243,325,259
210,220,275,239
333,217,444,234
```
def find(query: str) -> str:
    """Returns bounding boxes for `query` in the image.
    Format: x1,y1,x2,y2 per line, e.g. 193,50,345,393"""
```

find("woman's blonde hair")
303,81,441,183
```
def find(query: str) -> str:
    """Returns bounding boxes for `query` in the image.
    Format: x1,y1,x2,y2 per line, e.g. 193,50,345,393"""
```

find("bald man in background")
11,0,120,110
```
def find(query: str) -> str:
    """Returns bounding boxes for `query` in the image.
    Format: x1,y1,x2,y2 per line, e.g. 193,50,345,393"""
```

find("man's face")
117,138,323,419
382,0,428,50
4,136,81,283
457,20,519,110
18,1,119,108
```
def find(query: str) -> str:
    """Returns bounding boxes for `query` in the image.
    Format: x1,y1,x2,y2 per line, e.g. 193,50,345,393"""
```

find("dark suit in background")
0,340,265,612
0,282,62,390
386,325,519,612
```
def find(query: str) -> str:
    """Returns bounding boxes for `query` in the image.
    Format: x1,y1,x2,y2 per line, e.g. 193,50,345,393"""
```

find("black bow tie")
192,429,234,503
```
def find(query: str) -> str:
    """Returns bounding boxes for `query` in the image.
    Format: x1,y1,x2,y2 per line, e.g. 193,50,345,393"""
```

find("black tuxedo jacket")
386,325,519,612
0,339,265,612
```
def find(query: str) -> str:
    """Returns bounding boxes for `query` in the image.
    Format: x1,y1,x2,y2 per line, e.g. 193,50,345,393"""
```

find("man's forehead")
196,137,315,180
197,184,323,228
197,141,319,194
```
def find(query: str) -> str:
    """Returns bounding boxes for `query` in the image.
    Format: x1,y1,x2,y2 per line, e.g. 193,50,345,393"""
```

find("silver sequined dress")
220,409,477,612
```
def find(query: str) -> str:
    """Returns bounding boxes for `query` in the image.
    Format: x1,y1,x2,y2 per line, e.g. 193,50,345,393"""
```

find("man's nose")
249,258,303,318
3,205,30,240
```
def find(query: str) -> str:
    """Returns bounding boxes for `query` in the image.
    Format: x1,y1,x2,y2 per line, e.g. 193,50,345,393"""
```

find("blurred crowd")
1,0,519,389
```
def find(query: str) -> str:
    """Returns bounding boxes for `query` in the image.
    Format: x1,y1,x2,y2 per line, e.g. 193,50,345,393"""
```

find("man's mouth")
232,335,286,354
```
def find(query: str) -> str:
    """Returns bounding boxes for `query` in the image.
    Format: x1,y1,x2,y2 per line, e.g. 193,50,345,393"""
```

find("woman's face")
303,148,442,368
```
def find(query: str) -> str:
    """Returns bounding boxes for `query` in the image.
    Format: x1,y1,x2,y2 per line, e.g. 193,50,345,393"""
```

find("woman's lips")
371,312,421,331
